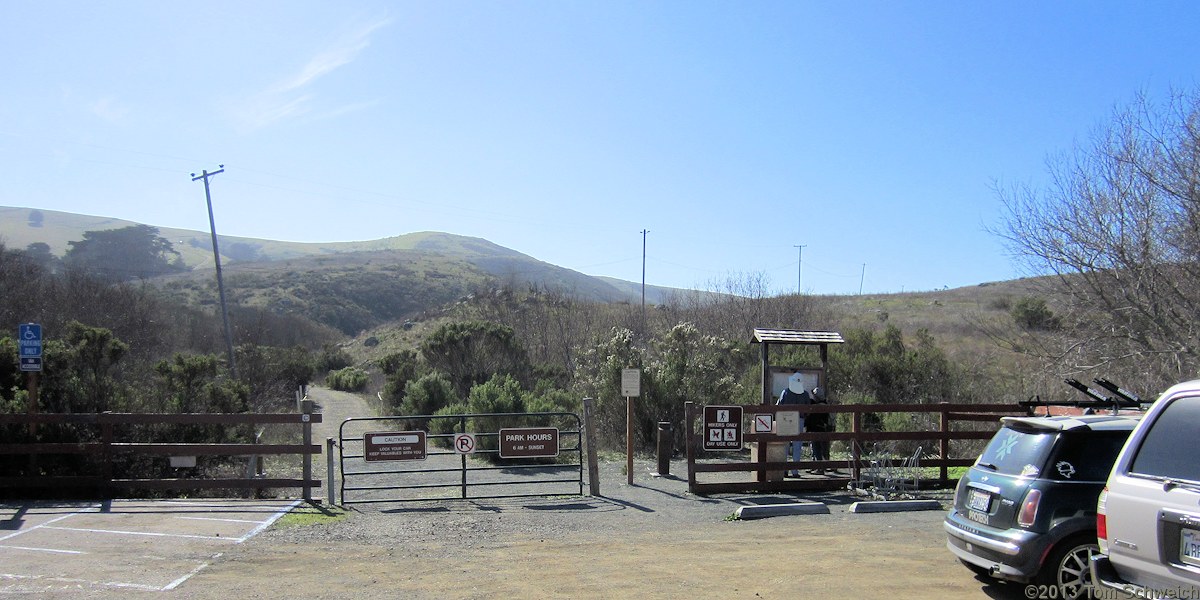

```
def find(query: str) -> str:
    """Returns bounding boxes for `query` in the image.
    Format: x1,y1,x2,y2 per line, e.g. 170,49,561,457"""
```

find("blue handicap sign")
18,323,42,357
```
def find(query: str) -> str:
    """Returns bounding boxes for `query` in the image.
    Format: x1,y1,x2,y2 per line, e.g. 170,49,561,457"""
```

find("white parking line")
0,505,100,543
236,499,301,543
0,545,86,555
177,516,266,525
42,525,237,542
162,553,222,591
0,572,161,592
0,499,303,593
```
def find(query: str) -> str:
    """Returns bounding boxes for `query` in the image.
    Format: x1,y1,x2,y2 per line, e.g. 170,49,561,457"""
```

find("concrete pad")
0,498,299,594
734,502,829,520
848,499,943,513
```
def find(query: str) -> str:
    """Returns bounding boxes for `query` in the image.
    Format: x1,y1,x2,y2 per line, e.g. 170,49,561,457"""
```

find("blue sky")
3,1,1198,295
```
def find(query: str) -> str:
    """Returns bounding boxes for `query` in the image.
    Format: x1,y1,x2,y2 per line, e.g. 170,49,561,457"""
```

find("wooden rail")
0,404,322,500
684,401,1025,495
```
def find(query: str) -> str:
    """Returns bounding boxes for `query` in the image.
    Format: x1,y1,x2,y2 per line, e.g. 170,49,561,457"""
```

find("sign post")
622,368,641,485
18,324,42,439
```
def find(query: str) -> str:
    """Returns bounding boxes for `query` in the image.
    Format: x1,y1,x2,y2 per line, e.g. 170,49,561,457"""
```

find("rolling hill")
1,205,682,302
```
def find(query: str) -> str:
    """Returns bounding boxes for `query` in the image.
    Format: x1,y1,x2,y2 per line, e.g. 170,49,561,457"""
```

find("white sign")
621,368,641,397
454,433,477,454
777,412,801,436
753,414,773,433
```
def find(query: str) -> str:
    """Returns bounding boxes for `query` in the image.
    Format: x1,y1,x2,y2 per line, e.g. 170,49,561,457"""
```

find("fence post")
939,404,950,487
326,437,336,505
656,422,672,477
850,411,862,484
583,397,600,496
101,412,114,499
301,398,314,502
684,402,696,493
460,415,468,499
626,397,635,485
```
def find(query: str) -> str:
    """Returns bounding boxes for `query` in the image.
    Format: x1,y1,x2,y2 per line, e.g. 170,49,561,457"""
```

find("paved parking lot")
0,499,298,594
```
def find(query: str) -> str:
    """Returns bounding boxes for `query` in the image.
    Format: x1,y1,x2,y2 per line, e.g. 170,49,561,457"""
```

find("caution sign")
703,405,743,451
499,427,559,458
364,431,427,461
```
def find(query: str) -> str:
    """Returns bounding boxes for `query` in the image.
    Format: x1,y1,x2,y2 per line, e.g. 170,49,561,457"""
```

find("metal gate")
338,411,583,504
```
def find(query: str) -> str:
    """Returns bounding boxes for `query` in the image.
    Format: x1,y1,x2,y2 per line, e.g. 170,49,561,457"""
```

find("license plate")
967,509,989,525
1181,529,1200,567
967,488,991,512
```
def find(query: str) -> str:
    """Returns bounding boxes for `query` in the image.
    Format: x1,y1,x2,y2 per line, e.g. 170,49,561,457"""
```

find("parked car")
945,413,1139,598
1092,380,1200,597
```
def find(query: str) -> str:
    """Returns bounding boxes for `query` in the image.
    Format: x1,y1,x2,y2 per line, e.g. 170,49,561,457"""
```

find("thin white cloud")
238,16,392,130
315,99,383,121
89,95,128,123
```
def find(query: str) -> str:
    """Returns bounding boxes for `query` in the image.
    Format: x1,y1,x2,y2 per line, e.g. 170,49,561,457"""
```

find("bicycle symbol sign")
454,433,477,454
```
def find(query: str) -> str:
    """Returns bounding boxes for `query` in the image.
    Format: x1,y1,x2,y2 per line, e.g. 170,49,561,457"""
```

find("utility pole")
191,166,237,378
793,244,806,294
859,263,867,295
641,229,648,334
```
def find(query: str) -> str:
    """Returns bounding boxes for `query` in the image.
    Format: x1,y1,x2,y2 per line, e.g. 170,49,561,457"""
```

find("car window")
977,427,1053,477
1130,395,1200,482
1045,431,1129,481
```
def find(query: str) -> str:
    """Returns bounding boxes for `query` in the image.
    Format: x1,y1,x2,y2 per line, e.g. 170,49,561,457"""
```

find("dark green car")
944,414,1138,599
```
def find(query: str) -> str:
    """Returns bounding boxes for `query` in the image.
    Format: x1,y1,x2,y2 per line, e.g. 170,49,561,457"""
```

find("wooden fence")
684,401,1024,495
0,401,322,500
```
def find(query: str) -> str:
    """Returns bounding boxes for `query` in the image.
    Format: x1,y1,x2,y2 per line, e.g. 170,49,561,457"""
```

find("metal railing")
338,411,583,504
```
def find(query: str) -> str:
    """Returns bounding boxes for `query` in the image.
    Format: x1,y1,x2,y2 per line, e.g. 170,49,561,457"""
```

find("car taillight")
1017,488,1042,528
1097,487,1109,554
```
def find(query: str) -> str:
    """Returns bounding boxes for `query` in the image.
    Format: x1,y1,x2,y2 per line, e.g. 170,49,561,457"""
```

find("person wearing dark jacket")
805,386,833,474
777,374,812,477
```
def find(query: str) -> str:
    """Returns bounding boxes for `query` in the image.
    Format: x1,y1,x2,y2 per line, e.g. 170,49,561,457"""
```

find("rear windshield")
976,426,1054,477
1130,394,1200,482
1046,431,1129,481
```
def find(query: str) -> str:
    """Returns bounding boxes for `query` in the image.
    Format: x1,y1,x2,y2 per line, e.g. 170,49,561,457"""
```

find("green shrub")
325,367,369,392
316,344,353,372
1011,297,1061,330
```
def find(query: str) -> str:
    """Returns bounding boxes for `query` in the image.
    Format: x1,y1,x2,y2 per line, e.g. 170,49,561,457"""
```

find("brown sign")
703,405,743,451
364,431,427,461
499,427,559,459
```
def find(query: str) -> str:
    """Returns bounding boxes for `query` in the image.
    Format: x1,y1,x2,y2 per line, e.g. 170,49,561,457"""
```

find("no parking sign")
453,433,477,454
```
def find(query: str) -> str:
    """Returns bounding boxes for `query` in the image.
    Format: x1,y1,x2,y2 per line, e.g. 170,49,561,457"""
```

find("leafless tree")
993,88,1200,389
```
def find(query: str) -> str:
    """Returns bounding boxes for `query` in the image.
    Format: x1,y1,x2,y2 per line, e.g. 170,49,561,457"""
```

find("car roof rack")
1018,379,1141,416
1092,378,1142,405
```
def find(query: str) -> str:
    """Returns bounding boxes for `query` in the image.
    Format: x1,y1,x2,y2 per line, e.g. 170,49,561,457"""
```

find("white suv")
1092,380,1200,597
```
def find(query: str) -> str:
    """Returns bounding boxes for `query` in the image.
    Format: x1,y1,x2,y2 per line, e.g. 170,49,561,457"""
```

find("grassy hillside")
3,205,1058,381
0,206,679,306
